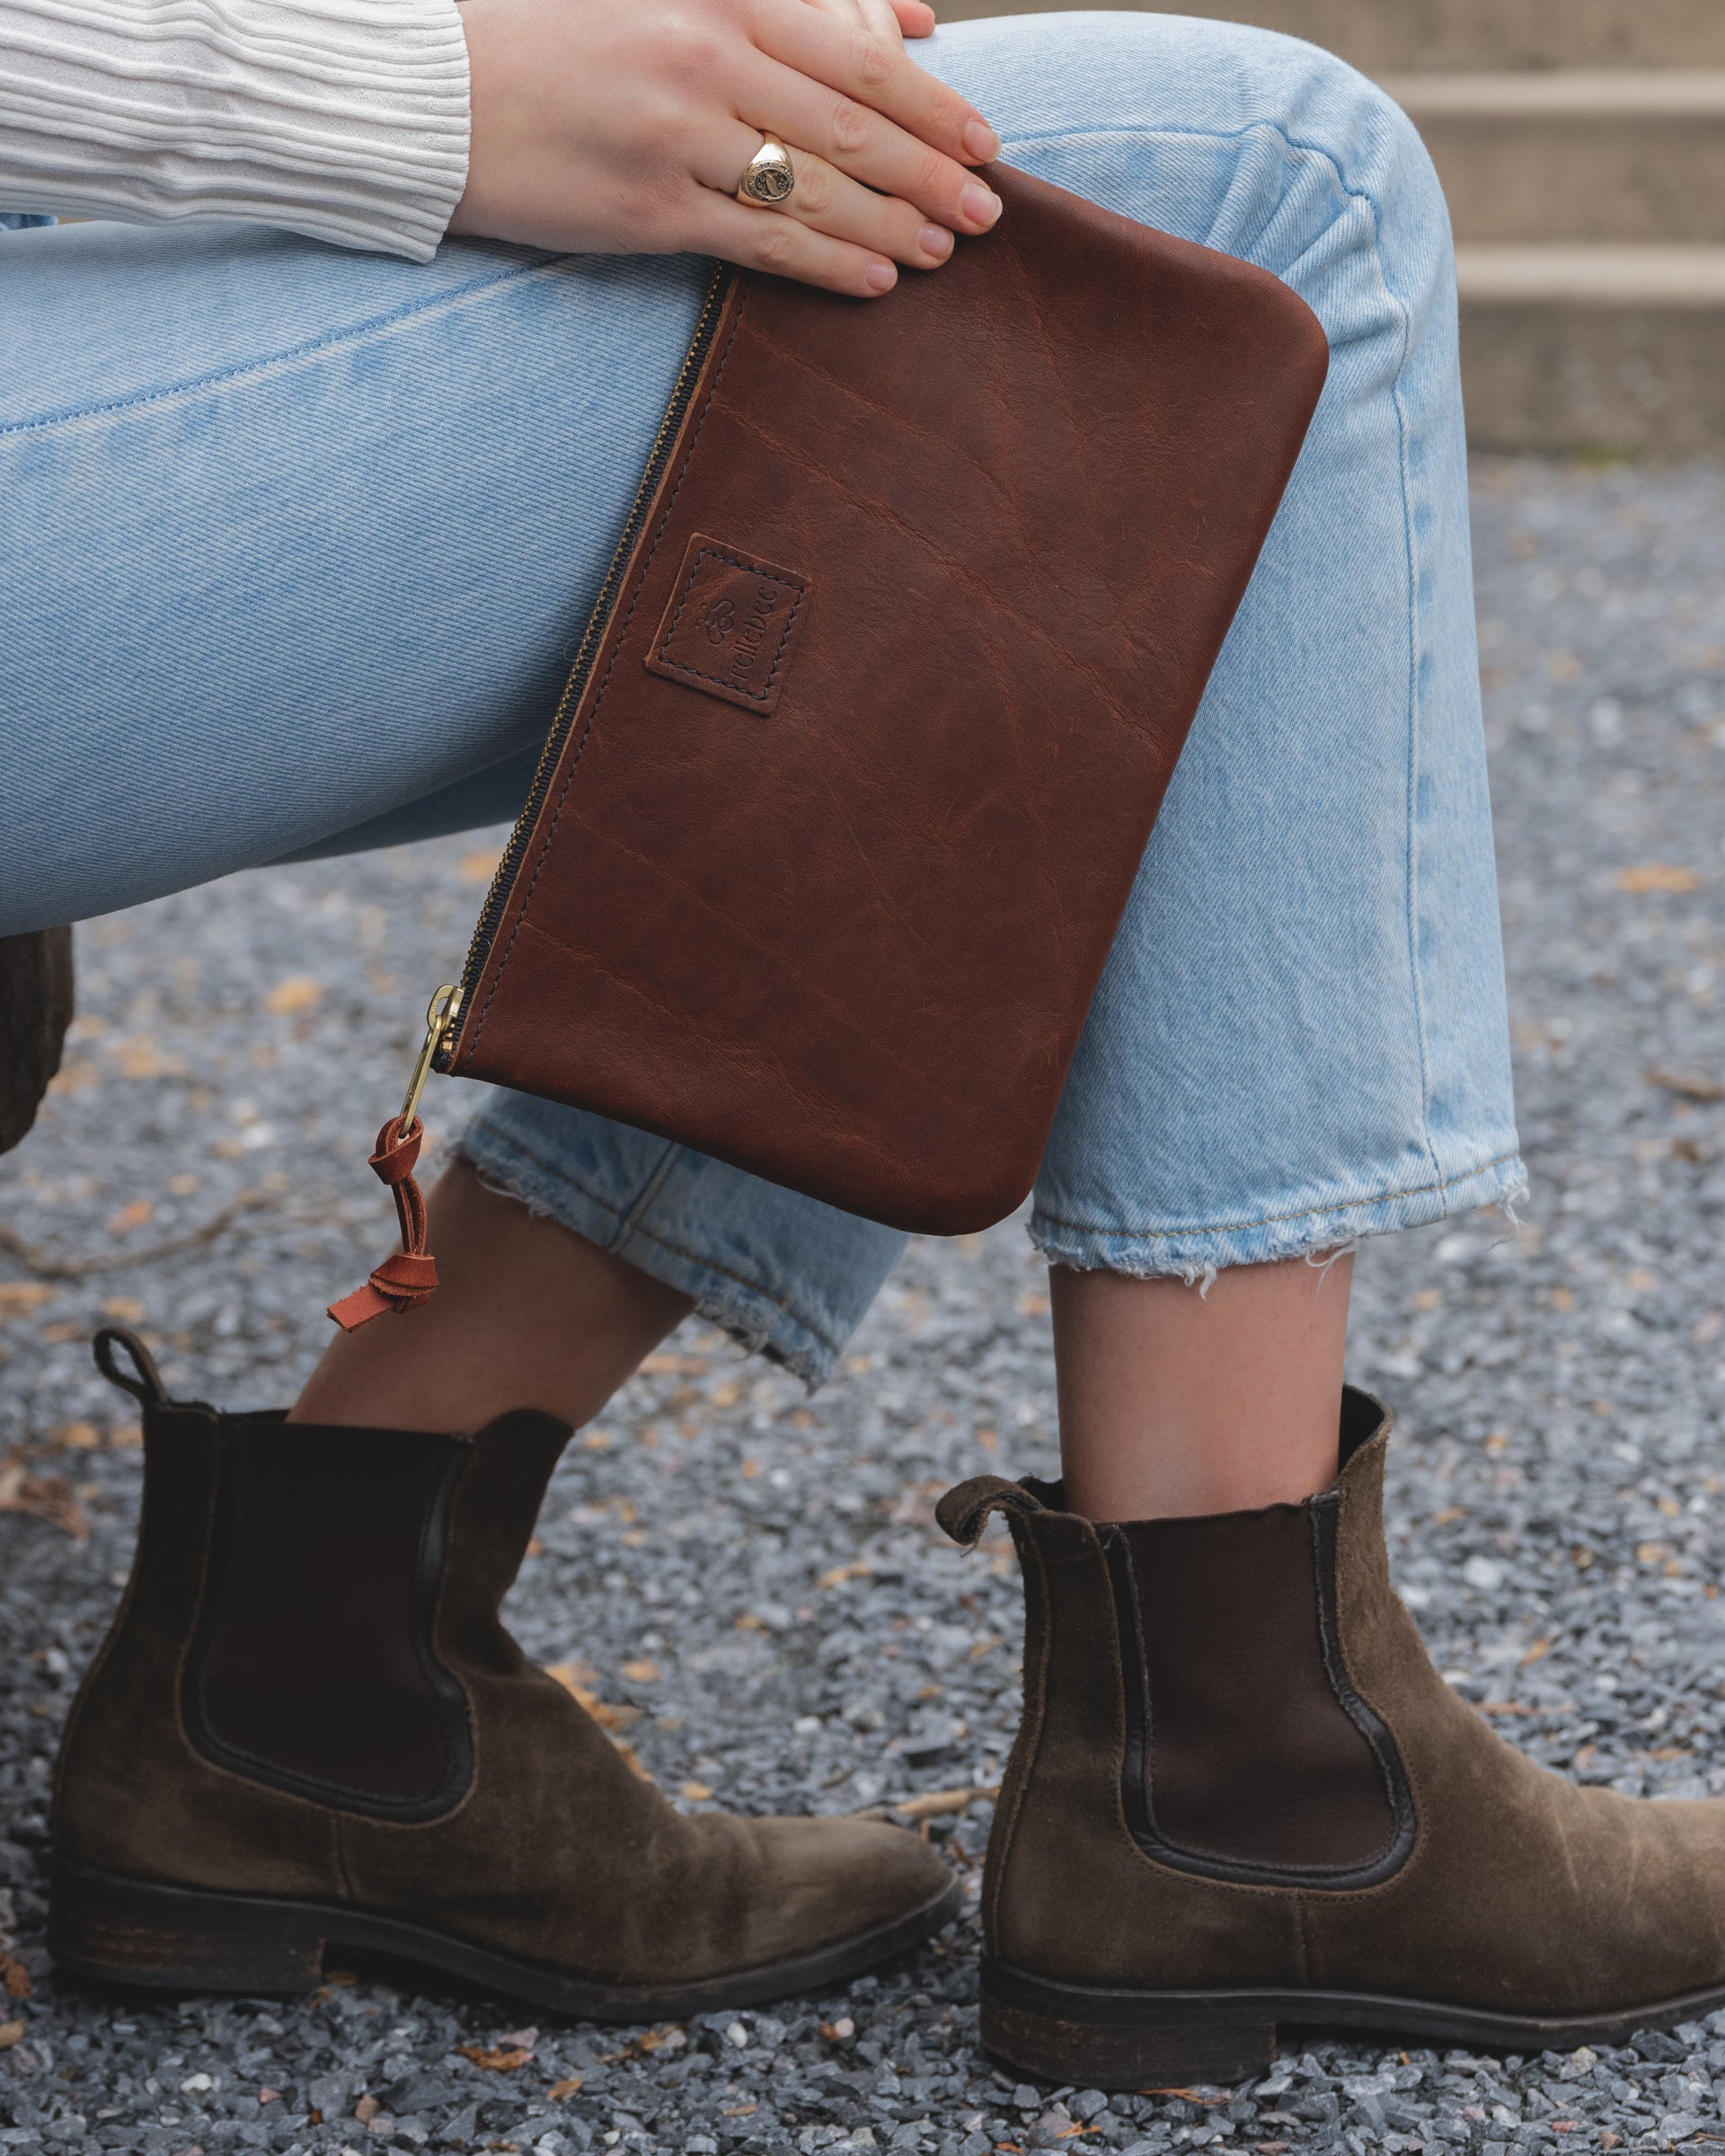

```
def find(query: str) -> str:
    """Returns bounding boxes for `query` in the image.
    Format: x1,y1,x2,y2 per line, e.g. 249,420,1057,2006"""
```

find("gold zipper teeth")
447,261,736,1056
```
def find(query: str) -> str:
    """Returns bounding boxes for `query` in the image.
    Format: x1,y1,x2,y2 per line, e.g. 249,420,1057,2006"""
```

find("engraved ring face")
739,139,797,206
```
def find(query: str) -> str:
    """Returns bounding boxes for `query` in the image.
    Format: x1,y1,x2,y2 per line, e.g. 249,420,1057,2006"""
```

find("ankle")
288,1158,691,1431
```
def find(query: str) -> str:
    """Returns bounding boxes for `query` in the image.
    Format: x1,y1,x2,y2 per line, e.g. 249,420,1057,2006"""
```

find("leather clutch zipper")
432,258,736,1082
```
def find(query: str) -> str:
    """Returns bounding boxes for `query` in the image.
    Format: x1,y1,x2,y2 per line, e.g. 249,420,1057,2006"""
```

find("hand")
448,0,1002,297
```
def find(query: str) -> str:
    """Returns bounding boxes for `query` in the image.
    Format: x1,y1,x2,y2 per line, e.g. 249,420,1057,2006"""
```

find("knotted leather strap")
327,1117,439,1330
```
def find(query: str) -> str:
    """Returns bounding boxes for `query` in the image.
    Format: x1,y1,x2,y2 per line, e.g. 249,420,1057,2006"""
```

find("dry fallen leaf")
456,2044,532,2072
621,1658,660,1684
51,1423,101,1451
106,1198,153,1237
544,1666,641,1732
639,1352,710,1375
1649,1065,1725,1102
614,1741,655,1784
547,2077,584,2099
0,1953,31,2000
0,1450,88,1539
264,975,323,1014
102,1295,146,1322
0,2021,23,2051
679,1780,713,1803
889,1784,1001,1821
458,850,501,885
1520,1638,1554,1667
353,2093,381,2121
1617,864,1700,894
0,1284,54,1320
818,1560,873,1591
582,1427,615,1451
115,1038,188,1079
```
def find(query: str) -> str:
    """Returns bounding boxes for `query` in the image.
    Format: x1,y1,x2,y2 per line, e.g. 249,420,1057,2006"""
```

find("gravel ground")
2,453,1724,2153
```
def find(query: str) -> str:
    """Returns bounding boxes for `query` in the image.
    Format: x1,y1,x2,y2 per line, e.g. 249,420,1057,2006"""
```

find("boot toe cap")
734,1814,958,1966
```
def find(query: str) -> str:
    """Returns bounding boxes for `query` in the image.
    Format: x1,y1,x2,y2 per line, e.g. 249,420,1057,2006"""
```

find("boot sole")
982,1956,1725,2089
48,1856,965,2019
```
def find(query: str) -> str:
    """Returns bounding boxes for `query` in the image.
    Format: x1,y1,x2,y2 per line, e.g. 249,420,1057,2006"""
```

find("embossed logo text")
646,534,812,717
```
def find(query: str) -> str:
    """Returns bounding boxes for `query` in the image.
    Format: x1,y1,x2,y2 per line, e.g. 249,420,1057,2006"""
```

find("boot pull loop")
93,1325,167,1407
936,1474,1048,1549
327,1115,440,1332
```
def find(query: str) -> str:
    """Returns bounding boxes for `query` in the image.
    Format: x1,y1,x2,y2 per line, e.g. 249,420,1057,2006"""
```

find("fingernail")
865,261,898,293
919,221,954,261
964,119,1000,162
960,181,1002,229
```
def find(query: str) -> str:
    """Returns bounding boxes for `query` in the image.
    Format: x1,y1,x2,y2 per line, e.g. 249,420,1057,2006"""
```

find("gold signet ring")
738,137,797,207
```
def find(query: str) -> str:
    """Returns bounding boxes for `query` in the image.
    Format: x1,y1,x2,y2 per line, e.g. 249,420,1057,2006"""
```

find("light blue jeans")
2,13,1525,1383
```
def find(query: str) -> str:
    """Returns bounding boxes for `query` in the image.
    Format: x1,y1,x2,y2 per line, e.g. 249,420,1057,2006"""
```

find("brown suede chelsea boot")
49,1329,960,2013
940,1387,1725,2088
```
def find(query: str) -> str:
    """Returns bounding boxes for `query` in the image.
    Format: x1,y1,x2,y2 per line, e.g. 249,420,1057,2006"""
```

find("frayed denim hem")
1028,1151,1529,1288
454,1114,856,1389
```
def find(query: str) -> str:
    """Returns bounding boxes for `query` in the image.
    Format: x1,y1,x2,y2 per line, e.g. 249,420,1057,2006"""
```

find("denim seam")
456,1119,845,1357
1031,1145,1524,1243
1006,115,1448,1190
0,252,574,443
609,1141,682,1257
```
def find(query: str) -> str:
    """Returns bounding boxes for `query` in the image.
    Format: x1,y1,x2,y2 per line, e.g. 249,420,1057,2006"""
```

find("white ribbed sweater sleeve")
0,0,470,261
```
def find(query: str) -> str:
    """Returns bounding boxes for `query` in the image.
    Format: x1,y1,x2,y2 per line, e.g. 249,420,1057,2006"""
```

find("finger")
752,0,999,166
890,0,936,34
852,0,907,40
703,128,953,268
740,52,1001,233
801,0,901,36
688,189,900,297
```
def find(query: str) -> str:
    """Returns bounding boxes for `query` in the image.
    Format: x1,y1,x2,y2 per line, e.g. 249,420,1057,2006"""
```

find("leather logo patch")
645,534,810,716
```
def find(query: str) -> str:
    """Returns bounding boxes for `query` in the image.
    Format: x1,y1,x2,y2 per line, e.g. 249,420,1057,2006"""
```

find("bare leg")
290,1157,691,1432
1051,1252,1352,1521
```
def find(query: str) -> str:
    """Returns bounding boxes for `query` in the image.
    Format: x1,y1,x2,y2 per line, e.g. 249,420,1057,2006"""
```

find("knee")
1251,38,1454,311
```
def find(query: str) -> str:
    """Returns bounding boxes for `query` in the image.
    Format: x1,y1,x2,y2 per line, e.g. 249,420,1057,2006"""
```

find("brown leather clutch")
332,164,1327,1329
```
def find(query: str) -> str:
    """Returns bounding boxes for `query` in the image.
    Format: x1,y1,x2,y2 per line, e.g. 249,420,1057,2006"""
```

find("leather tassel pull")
327,1116,439,1330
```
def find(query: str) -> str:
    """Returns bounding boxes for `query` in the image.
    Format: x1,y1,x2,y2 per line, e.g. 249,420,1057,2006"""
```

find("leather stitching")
650,543,807,705
988,1514,1052,1957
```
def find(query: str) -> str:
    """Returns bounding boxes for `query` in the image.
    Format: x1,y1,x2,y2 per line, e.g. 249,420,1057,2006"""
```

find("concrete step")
933,0,1725,71
1386,72,1725,245
1458,247,1725,454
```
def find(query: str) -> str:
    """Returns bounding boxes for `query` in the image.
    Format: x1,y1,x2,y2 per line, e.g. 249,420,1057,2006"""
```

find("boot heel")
49,1860,330,1994
981,1974,1275,2090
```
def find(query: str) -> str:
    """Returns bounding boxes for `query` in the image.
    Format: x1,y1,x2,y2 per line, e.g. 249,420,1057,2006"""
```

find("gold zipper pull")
400,983,460,1144
327,982,461,1332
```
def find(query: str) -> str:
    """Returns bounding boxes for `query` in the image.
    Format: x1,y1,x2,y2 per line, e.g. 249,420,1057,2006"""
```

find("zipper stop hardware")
400,984,461,1142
